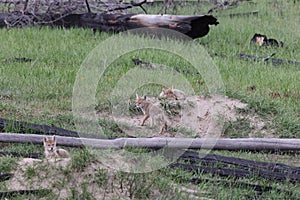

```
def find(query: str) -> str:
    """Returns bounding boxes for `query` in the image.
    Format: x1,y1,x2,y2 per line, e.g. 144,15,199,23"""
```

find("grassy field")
0,0,300,199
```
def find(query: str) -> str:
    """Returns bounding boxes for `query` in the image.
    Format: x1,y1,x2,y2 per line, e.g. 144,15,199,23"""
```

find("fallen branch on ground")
179,151,300,176
169,150,300,187
238,53,300,66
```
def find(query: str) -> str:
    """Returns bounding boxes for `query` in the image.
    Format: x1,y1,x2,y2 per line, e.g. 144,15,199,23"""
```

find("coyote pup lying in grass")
135,94,168,134
159,86,186,100
44,136,70,159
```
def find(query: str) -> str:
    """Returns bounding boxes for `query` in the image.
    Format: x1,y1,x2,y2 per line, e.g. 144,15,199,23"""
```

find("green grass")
0,0,300,199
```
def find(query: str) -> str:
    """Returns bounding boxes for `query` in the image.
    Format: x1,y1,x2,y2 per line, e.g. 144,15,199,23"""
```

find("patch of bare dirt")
5,158,134,199
98,95,273,138
4,157,213,199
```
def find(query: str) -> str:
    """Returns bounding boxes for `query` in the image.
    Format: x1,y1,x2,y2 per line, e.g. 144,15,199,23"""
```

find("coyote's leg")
159,123,167,134
150,116,155,127
159,125,164,134
141,114,149,126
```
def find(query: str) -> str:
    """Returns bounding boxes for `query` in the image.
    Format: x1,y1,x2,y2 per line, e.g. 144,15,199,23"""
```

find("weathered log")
179,151,300,175
170,162,300,183
0,12,218,39
0,118,132,139
2,133,300,151
172,150,300,186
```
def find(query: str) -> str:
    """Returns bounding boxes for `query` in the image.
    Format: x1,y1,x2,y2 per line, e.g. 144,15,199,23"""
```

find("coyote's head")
159,87,173,97
135,94,146,108
43,136,57,152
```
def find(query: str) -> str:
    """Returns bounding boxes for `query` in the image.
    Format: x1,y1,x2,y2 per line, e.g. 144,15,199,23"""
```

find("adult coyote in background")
43,136,70,159
135,94,168,134
159,86,186,100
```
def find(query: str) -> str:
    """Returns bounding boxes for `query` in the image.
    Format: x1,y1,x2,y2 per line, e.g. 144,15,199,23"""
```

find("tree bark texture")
0,12,218,38
2,133,300,151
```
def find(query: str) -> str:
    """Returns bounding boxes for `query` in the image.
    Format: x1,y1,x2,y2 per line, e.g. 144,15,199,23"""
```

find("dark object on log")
0,189,50,199
0,151,42,159
239,53,300,66
0,118,79,137
251,33,284,48
0,173,13,182
0,12,218,39
170,150,300,184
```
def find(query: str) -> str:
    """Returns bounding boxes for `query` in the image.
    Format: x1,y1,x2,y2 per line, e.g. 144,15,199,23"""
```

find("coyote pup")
135,94,168,134
159,86,186,100
43,136,70,159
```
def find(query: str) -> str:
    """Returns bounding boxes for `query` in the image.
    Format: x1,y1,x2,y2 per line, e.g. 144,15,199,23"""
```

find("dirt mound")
4,157,209,199
106,95,265,138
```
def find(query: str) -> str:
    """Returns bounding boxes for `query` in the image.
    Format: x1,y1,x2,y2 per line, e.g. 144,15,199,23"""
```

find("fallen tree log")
0,12,218,39
170,162,300,183
2,133,300,151
171,150,300,184
179,151,300,176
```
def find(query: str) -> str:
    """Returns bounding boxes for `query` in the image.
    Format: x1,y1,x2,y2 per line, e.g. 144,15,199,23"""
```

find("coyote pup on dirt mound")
43,136,70,159
135,94,168,134
159,86,186,100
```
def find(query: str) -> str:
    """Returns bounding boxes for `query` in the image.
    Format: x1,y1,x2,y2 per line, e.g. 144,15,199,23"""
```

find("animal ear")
142,95,147,100
44,137,47,142
136,93,139,99
53,136,56,141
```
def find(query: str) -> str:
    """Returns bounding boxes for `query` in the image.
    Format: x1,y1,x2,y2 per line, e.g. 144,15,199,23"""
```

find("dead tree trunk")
0,12,219,39
2,133,300,151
